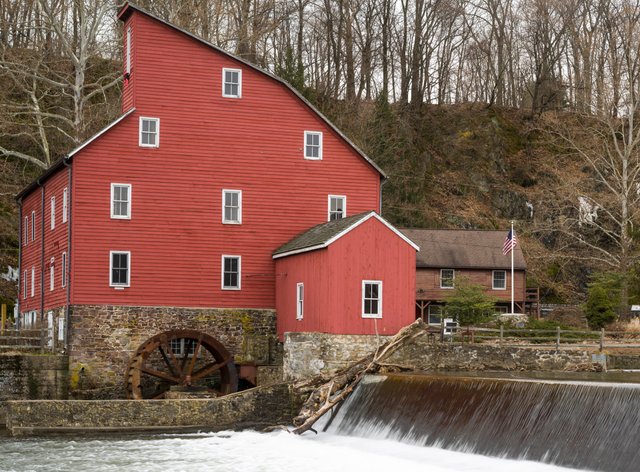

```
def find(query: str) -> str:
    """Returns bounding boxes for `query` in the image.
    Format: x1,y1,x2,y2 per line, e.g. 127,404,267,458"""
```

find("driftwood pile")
289,319,427,434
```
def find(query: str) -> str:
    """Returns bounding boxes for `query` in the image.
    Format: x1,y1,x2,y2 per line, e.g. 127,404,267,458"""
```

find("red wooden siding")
67,9,381,309
19,168,70,313
416,268,527,303
275,217,416,337
19,189,41,313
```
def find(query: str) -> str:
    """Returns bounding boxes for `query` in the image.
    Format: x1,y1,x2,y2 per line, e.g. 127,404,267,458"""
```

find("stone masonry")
284,331,593,380
68,305,277,399
5,382,303,436
283,332,392,380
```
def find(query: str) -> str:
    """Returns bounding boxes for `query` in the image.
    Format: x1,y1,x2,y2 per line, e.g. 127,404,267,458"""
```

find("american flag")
503,229,517,255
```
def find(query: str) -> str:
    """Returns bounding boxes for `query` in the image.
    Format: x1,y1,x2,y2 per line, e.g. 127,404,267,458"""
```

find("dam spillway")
321,373,640,472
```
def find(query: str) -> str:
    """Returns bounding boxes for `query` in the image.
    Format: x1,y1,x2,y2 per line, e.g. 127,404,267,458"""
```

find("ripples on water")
0,430,581,472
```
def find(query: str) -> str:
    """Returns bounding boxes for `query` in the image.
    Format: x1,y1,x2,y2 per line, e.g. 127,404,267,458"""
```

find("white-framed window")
222,255,241,290
296,283,304,320
222,68,242,98
362,280,382,318
62,188,68,223
304,131,323,160
23,270,27,299
328,195,346,221
493,270,507,290
24,216,28,246
170,338,200,357
61,252,67,288
50,196,56,230
222,189,242,224
111,183,132,219
440,269,455,289
139,117,159,148
31,266,35,297
110,251,130,288
428,305,443,326
126,26,132,75
49,257,55,291
31,211,35,241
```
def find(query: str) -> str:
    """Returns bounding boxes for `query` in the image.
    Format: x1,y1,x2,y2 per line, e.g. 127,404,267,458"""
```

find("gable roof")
273,211,419,259
16,108,136,201
117,2,386,179
400,229,526,270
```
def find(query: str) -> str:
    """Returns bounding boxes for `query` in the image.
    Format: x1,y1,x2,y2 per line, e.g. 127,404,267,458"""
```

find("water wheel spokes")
126,329,238,399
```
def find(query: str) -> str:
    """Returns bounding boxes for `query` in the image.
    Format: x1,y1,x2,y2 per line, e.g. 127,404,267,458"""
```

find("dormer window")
222,68,242,98
304,131,322,160
139,117,159,147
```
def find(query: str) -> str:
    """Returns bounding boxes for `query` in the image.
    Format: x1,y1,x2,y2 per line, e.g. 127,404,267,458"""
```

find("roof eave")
416,264,528,270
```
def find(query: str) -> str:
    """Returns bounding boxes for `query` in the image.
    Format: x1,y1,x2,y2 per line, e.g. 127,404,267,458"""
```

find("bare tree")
0,0,121,169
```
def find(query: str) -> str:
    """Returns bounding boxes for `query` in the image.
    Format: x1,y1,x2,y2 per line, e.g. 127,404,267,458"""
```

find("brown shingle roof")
399,229,526,270
274,212,419,258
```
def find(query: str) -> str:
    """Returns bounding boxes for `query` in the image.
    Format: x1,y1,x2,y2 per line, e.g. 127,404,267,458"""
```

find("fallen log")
290,319,427,435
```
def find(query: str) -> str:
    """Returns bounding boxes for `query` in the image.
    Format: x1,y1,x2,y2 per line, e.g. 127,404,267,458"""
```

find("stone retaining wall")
387,340,592,371
5,383,300,436
0,354,68,402
0,354,68,426
68,305,278,399
284,332,592,380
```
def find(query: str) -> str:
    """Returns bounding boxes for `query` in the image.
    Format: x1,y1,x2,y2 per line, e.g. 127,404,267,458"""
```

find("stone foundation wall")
5,383,302,436
283,332,391,380
284,332,592,380
68,305,277,399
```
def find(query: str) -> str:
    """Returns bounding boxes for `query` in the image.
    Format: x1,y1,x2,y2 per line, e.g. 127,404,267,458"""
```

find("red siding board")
19,167,69,314
275,217,416,337
66,10,380,310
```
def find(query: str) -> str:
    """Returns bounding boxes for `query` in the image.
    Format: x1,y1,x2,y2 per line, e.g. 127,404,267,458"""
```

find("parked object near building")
14,2,414,398
400,229,539,325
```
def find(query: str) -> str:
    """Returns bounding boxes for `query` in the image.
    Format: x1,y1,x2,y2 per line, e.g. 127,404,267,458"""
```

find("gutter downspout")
63,157,72,352
17,199,22,329
39,182,45,351
379,177,388,216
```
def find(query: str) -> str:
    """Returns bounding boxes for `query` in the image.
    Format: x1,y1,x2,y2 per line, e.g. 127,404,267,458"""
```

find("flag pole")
511,220,515,314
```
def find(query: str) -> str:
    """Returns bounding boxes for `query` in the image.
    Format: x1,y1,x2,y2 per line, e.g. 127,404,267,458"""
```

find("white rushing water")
0,430,585,472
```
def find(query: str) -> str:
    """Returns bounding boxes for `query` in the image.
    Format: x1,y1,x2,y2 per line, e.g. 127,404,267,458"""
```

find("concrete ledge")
5,383,300,437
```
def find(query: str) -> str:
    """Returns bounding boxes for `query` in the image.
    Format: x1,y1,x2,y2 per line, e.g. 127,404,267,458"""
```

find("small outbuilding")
273,212,419,338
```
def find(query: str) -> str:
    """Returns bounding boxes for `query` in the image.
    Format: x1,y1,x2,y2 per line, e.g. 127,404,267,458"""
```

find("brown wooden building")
400,229,536,325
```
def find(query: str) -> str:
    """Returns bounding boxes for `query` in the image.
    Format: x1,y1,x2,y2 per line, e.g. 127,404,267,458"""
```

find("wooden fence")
438,325,640,350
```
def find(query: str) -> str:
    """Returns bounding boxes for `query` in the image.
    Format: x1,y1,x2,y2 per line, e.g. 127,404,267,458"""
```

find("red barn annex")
16,3,417,398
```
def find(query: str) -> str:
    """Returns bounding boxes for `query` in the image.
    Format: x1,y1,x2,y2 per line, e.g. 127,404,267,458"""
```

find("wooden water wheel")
126,329,238,399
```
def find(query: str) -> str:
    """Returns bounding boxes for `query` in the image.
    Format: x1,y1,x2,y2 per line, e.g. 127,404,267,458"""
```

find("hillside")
0,99,610,306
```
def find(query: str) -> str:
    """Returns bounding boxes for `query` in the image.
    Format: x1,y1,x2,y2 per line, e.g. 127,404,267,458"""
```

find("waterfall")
321,374,640,472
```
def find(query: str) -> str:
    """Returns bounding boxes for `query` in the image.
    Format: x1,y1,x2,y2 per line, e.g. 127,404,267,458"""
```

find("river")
0,430,582,472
